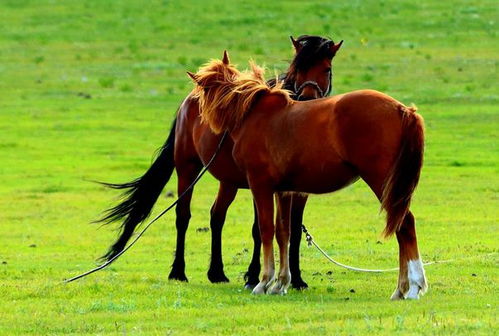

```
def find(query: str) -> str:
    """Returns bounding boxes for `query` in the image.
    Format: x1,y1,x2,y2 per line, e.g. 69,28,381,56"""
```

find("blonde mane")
191,58,292,133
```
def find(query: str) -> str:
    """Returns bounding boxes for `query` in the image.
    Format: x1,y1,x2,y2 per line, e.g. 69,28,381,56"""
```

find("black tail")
97,118,177,261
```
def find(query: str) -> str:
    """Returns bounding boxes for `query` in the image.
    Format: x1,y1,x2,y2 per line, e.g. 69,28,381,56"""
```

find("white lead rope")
302,225,398,272
301,225,494,273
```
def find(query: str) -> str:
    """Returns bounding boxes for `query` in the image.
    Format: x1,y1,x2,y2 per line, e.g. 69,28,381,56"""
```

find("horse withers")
190,54,427,299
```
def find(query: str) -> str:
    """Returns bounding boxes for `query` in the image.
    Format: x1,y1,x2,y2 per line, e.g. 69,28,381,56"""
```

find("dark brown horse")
98,36,343,289
190,56,428,299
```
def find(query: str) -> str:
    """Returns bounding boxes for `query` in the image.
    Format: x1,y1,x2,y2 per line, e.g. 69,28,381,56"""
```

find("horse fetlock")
291,278,309,290
168,266,188,282
280,271,291,287
391,270,409,300
391,259,427,300
207,268,229,283
267,280,289,295
264,274,276,289
290,269,308,290
168,272,188,282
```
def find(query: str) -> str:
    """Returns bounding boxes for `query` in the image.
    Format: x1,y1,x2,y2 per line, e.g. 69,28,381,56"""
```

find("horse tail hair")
96,117,177,261
381,105,425,237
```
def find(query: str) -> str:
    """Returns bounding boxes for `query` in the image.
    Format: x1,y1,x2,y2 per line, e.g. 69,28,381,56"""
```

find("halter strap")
294,80,325,98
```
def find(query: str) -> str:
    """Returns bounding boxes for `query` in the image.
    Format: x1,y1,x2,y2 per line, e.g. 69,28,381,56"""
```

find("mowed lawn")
0,0,497,334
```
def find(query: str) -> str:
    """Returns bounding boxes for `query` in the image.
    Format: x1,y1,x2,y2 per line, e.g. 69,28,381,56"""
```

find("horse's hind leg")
244,201,261,289
168,161,202,282
207,182,238,283
289,193,308,290
362,173,427,300
391,211,428,300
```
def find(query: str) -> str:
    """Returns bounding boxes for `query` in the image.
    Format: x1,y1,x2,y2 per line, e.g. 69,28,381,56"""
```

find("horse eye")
325,68,331,73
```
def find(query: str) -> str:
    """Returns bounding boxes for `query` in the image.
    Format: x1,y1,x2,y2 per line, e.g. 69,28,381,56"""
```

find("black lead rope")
64,131,228,283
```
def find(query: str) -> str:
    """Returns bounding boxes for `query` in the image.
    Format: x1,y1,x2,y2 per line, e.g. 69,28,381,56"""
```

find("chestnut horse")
189,56,428,299
98,36,343,289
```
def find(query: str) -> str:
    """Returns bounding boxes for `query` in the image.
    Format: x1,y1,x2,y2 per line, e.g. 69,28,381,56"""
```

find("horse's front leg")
169,161,202,282
244,201,261,289
289,193,309,290
250,186,276,295
207,182,238,283
391,211,428,300
268,193,291,295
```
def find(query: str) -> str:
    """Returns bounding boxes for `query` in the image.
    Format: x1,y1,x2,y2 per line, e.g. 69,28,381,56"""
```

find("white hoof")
406,286,420,300
267,280,289,295
252,282,266,295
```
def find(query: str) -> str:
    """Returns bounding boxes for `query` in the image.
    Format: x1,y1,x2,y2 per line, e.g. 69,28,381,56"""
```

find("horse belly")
279,162,359,194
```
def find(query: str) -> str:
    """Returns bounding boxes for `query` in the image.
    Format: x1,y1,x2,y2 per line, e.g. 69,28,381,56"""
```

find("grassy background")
0,0,497,334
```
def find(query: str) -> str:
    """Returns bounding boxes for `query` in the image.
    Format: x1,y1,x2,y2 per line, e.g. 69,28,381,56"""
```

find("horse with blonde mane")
189,53,428,299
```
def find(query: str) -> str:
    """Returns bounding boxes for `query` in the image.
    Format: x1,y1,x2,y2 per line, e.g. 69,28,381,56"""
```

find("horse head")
288,35,343,101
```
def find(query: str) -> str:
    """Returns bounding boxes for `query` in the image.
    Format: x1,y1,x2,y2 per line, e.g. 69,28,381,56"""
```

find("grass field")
1,0,497,334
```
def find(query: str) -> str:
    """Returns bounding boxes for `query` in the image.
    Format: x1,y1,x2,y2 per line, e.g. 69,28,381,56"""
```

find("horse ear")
331,40,344,54
222,50,230,65
290,36,302,53
187,71,199,83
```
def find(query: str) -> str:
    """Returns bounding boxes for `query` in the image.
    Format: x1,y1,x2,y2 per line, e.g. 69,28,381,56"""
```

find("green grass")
0,0,497,334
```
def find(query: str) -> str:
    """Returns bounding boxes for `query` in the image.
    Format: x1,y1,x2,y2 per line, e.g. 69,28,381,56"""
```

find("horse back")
232,94,356,193
232,90,410,194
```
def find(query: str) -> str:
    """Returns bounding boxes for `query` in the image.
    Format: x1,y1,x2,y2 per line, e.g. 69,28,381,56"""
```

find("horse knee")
260,226,275,244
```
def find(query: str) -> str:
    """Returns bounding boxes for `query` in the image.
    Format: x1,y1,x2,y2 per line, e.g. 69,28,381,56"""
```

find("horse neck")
283,75,297,92
279,71,298,98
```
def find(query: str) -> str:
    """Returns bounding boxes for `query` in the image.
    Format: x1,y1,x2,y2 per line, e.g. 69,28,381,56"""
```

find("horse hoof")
244,282,257,290
406,286,421,300
390,288,405,301
210,275,230,283
268,282,288,295
291,279,309,290
252,283,266,295
207,271,230,283
168,271,188,282
244,277,260,290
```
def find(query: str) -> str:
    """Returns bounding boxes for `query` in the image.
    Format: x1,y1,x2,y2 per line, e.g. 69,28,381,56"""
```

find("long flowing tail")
96,118,177,261
381,106,425,237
